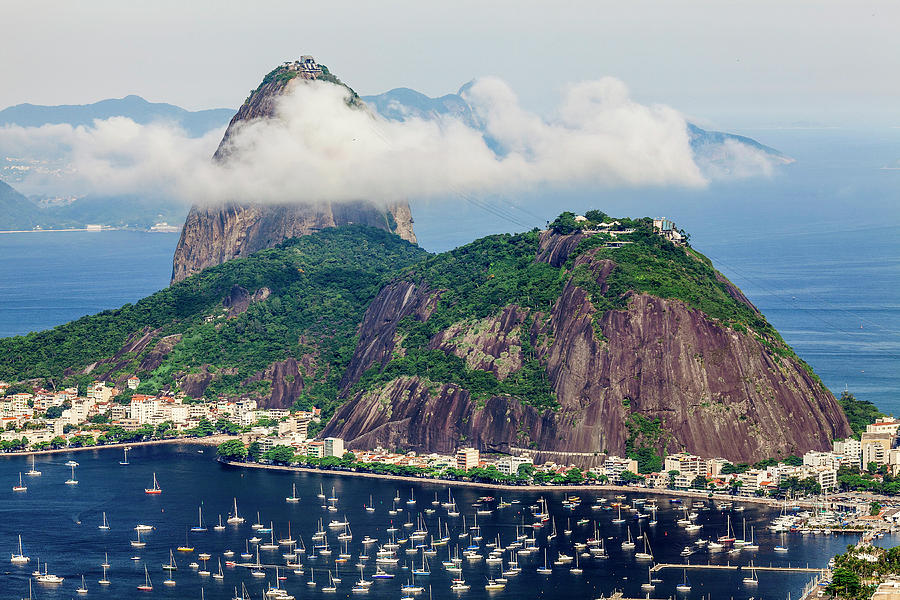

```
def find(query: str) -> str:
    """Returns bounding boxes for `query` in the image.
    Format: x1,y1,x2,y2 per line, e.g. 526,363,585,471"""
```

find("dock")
651,562,826,573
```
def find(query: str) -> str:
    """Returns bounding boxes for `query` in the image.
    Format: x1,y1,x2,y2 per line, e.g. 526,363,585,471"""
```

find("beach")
218,457,826,509
0,433,237,459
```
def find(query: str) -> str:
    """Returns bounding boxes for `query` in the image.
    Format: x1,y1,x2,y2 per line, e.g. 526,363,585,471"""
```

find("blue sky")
4,0,899,129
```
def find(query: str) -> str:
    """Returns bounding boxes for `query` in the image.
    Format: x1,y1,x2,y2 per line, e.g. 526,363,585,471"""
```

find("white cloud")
1,76,733,205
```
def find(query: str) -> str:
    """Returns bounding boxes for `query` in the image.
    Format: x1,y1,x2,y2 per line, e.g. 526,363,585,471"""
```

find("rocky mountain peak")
171,56,416,283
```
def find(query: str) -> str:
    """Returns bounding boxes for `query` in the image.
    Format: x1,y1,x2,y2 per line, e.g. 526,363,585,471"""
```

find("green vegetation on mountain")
0,211,841,439
0,226,425,417
353,231,565,410
839,390,884,439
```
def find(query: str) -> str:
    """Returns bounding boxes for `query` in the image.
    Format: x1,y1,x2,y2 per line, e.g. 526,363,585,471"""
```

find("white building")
664,453,704,477
833,438,862,462
324,437,344,458
496,455,533,475
603,456,639,483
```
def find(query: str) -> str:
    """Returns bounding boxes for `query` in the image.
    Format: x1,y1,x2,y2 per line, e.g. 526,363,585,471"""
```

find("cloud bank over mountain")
0,76,785,205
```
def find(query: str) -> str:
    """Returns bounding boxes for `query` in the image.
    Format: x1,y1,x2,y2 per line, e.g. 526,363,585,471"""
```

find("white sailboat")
163,549,178,571
286,483,300,503
120,446,130,465
322,570,337,592
98,564,110,586
227,497,244,524
11,534,30,563
214,514,225,531
76,573,88,594
98,512,110,530
26,455,41,476
536,549,552,574
635,531,653,560
131,529,146,548
65,463,78,485
621,527,636,550
13,472,27,492
676,569,691,592
742,561,759,585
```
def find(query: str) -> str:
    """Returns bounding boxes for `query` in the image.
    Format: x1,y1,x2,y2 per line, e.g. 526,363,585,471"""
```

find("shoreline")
219,459,823,509
0,434,236,458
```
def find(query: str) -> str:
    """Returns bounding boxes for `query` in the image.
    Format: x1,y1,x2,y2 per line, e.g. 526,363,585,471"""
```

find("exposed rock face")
323,232,851,464
171,64,416,284
173,201,415,283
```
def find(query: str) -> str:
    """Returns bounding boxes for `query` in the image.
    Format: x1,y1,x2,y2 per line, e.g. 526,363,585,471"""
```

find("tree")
691,475,709,489
620,470,644,484
247,441,261,461
44,405,64,419
517,463,535,479
548,212,580,235
584,209,608,223
826,567,862,599
50,436,67,449
217,439,248,461
264,445,296,465
870,501,882,516
563,467,584,484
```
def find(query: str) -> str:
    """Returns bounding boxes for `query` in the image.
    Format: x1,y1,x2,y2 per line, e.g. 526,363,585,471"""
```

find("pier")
650,562,827,573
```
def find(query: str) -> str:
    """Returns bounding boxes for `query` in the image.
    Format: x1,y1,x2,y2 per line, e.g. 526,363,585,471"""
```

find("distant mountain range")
361,87,793,165
0,94,234,137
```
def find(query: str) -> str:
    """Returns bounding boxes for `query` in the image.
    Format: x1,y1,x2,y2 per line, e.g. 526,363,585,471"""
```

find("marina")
0,443,877,599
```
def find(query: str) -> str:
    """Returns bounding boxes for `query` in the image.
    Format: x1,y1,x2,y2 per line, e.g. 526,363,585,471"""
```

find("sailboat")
214,558,224,580
101,553,110,569
144,472,161,494
214,514,225,531
744,525,760,550
252,512,264,530
611,505,625,524
137,565,153,591
676,569,691,592
163,549,178,571
177,530,194,552
536,549,552,574
191,505,207,532
322,570,338,592
120,446,130,465
98,512,110,530
286,483,300,503
65,463,78,485
717,513,736,543
130,529,146,548
743,561,759,584
26,455,41,476
365,495,375,512
163,566,176,587
621,527,636,550
774,531,789,552
227,497,244,524
570,552,583,575
318,483,326,499
98,564,110,586
13,472,27,492
635,531,653,560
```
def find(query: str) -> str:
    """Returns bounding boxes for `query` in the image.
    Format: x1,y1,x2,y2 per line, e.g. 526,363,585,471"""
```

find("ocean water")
0,230,179,338
0,444,853,600
0,129,896,414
